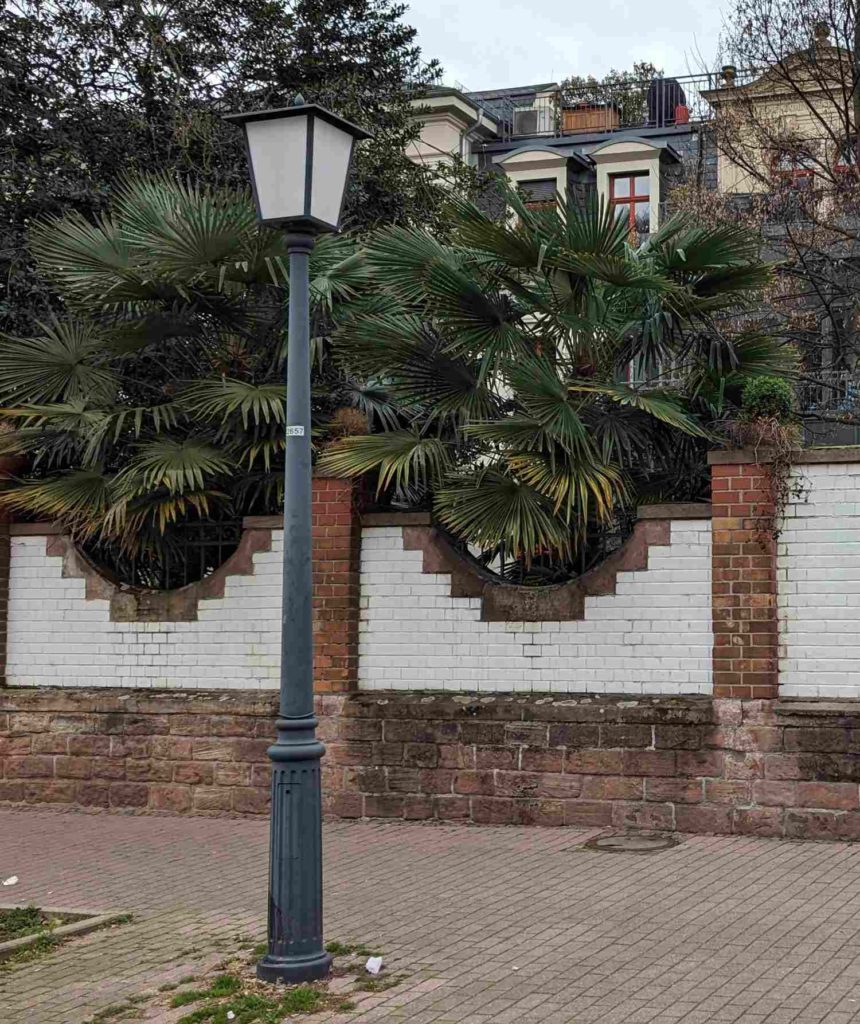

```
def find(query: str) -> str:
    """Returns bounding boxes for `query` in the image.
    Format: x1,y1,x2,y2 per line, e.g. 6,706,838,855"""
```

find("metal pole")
257,231,332,986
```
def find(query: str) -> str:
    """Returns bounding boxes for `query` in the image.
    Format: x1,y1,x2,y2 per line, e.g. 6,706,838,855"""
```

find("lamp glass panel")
310,118,354,229
245,116,307,221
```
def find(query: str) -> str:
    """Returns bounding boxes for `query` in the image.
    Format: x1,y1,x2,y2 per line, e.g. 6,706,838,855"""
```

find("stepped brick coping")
363,503,710,623
709,445,860,465
9,521,274,623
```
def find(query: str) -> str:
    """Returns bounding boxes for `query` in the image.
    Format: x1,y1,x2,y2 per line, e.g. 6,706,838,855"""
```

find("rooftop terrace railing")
469,70,758,141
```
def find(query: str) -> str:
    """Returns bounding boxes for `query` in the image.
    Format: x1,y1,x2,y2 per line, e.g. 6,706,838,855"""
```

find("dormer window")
609,172,650,238
519,178,557,210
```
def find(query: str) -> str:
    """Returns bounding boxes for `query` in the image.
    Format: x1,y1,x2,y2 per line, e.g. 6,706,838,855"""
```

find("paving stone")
3,811,860,1021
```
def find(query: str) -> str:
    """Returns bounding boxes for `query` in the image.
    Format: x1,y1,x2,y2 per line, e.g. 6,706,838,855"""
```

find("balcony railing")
797,370,860,416
469,71,757,142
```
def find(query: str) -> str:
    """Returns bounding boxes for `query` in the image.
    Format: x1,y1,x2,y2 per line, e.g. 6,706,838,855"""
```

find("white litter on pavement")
365,956,383,975
2,876,18,886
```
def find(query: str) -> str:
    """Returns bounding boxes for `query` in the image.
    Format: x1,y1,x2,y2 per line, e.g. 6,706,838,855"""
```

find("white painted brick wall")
779,463,860,697
6,535,285,689
358,522,713,694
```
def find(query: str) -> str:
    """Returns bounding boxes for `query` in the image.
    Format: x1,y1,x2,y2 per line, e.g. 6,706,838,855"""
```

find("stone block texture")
6,688,860,840
779,461,860,697
359,519,713,694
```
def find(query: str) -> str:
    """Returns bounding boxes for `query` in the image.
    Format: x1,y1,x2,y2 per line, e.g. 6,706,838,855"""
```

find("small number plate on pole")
286,426,305,436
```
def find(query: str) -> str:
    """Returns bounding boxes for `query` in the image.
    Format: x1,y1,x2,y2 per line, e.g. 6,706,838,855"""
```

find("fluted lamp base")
257,949,333,985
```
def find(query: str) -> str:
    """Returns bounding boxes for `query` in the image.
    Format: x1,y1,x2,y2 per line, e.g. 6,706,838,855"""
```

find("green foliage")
321,182,794,571
2,175,793,578
740,375,796,421
561,61,663,126
354,973,408,993
0,931,61,971
171,975,242,1008
176,986,322,1024
0,0,480,336
324,939,381,956
0,174,370,556
0,905,45,940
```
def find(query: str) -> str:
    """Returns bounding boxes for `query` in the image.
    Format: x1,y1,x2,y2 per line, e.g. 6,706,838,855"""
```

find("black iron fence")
83,520,243,591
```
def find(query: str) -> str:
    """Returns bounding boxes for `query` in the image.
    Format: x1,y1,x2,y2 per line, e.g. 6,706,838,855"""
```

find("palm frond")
0,321,118,404
434,468,574,562
0,470,113,536
568,380,708,437
317,431,452,494
179,379,285,429
114,439,234,495
506,358,594,455
506,450,623,522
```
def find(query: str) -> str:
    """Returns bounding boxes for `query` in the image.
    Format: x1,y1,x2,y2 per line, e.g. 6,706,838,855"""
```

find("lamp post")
225,97,370,986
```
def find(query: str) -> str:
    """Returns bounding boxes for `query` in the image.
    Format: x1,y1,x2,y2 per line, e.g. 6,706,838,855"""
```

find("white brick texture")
358,521,714,694
779,463,860,697
6,535,285,690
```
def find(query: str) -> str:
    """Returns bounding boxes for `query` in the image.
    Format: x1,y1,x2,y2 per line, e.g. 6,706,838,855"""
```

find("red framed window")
771,150,815,189
609,172,651,240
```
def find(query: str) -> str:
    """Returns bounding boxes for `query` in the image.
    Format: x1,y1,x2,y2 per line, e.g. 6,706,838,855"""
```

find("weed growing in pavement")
354,973,408,993
0,931,61,970
324,939,381,957
85,1001,145,1023
0,905,50,940
171,974,243,1007
176,986,323,1023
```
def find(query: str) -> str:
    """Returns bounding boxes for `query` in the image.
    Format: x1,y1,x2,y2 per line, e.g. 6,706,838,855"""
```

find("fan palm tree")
319,185,796,576
0,174,374,557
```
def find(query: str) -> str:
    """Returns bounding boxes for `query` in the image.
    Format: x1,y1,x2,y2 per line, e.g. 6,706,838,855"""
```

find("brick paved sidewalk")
4,811,860,1023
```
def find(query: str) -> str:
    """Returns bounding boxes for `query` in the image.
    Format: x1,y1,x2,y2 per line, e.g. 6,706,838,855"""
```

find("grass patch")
0,931,62,970
175,985,324,1024
170,974,242,1008
325,940,381,958
171,990,211,1008
89,1005,131,1022
354,973,407,994
0,905,52,941
252,942,268,958
1,910,131,977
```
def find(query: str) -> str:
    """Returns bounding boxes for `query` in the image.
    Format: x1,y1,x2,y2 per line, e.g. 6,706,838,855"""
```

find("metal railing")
83,520,243,591
629,367,860,418
470,71,758,141
797,370,860,416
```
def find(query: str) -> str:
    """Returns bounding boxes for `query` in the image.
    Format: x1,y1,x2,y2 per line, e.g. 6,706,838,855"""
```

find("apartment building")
406,36,860,438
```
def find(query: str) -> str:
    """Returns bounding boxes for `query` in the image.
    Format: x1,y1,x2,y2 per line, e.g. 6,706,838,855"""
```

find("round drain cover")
585,833,679,854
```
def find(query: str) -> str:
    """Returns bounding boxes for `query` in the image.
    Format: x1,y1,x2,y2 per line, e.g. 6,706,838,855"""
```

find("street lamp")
225,97,370,986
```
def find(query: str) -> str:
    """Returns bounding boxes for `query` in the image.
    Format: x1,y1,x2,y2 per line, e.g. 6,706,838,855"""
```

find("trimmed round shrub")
740,376,796,422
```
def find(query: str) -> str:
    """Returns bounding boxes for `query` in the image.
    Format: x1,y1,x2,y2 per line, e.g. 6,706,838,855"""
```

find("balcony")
466,71,756,142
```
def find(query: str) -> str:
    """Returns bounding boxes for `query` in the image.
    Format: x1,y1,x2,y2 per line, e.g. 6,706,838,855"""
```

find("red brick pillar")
312,474,361,693
709,452,778,699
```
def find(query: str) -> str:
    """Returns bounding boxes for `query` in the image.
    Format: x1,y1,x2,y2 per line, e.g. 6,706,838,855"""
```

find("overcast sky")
404,0,730,91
